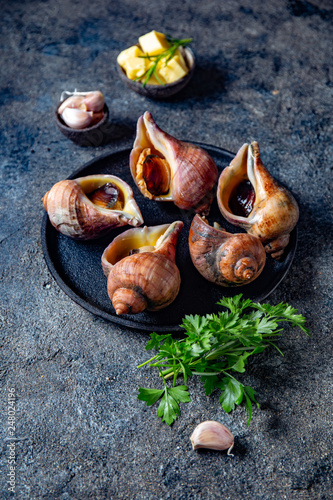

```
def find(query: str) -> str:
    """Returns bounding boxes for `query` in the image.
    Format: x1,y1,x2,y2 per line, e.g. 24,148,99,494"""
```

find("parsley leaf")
145,332,172,351
137,294,308,425
139,384,190,426
218,377,244,413
201,374,220,396
138,387,164,406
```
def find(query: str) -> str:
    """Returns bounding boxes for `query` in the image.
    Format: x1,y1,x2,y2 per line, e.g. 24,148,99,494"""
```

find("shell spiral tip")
112,288,147,315
234,257,257,281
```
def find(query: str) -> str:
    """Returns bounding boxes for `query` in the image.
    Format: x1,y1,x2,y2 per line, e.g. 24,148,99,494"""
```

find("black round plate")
41,144,297,332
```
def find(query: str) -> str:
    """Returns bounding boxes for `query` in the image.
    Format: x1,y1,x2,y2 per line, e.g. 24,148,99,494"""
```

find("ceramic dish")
55,102,110,147
41,144,297,332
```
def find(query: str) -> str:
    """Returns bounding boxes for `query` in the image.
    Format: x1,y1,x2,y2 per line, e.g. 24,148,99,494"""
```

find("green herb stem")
137,294,308,426
137,355,158,368
136,36,192,87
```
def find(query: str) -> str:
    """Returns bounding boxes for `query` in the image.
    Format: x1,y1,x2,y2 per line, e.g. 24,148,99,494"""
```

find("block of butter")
138,30,170,55
145,72,166,85
117,31,190,85
117,45,147,80
157,51,188,84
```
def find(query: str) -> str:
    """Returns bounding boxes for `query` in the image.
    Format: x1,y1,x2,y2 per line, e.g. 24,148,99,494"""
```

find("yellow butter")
138,30,170,55
117,45,140,66
157,54,188,84
118,32,190,84
174,48,188,71
145,71,166,86
117,45,147,80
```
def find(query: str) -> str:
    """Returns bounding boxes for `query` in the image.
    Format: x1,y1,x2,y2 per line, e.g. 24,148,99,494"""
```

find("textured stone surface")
0,0,332,499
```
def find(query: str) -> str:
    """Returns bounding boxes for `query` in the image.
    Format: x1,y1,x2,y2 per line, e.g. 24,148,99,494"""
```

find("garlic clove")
80,91,105,112
60,107,93,130
58,95,85,114
190,421,234,455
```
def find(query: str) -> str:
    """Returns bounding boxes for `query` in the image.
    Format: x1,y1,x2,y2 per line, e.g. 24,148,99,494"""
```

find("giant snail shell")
217,142,299,259
130,111,218,215
43,174,143,240
189,214,266,286
101,221,183,315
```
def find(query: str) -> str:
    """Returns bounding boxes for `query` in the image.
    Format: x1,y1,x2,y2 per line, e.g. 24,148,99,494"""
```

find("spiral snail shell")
189,214,266,286
130,111,218,214
217,142,299,259
43,174,143,240
101,221,183,315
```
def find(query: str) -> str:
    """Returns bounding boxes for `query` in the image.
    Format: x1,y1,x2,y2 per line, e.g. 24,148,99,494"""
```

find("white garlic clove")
61,107,93,129
58,95,85,114
190,421,234,455
80,91,105,112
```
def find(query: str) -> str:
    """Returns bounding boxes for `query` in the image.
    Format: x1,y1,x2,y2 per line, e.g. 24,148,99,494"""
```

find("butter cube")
157,54,188,84
117,45,147,80
174,48,188,71
145,72,166,86
138,30,170,55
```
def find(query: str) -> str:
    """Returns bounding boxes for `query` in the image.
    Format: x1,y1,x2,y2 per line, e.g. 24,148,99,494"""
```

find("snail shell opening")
101,222,179,276
43,174,143,239
130,111,218,214
101,221,184,315
217,142,299,258
217,143,257,225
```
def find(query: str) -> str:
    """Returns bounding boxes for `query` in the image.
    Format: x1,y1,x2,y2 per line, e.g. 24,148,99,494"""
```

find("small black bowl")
55,103,110,147
117,47,195,99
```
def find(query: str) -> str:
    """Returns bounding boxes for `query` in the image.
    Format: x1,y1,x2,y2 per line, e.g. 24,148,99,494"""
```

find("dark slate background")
0,0,332,499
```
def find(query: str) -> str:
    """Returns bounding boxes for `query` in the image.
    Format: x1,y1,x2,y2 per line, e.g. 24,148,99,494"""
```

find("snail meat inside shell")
137,150,171,197
217,142,299,259
101,221,183,315
88,182,124,209
130,111,218,214
42,174,143,240
229,180,256,217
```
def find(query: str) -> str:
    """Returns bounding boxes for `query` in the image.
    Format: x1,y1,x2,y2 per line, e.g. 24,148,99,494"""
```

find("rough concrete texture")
0,0,332,498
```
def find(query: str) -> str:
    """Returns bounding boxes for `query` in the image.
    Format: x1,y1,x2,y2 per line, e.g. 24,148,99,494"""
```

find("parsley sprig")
137,294,308,426
136,35,193,87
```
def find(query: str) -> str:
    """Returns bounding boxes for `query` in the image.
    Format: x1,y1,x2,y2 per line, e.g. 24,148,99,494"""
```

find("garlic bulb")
58,90,105,130
190,421,234,455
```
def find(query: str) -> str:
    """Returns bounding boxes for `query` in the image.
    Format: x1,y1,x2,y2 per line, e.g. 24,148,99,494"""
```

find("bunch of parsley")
137,294,308,425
